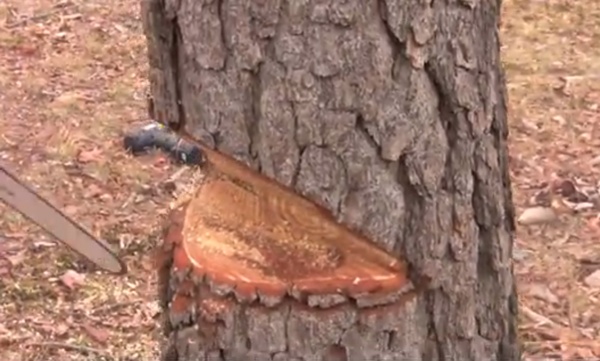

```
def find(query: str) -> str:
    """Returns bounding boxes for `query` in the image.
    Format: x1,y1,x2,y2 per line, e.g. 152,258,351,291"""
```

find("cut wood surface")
162,146,412,307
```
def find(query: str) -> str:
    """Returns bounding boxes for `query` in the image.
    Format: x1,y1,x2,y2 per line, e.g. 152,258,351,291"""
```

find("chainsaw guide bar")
0,164,126,275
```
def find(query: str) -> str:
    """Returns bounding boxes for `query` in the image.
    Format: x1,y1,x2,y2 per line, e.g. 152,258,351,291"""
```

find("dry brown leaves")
504,0,600,359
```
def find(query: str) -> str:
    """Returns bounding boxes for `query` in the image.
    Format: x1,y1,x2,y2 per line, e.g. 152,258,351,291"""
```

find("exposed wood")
166,140,412,305
158,218,424,360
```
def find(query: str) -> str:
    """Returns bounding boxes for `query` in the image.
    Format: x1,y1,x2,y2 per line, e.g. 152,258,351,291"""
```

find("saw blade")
0,164,126,274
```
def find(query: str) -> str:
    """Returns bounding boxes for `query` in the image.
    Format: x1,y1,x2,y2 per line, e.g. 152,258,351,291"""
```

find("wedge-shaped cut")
166,147,410,305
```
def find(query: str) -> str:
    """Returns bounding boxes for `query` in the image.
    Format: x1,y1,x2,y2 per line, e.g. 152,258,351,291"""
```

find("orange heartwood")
162,144,412,307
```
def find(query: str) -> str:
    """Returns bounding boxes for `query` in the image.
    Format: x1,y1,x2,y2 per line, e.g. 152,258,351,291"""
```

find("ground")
0,0,599,360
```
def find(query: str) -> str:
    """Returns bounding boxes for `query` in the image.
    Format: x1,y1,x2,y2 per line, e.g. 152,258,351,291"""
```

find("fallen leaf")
525,283,560,305
0,322,8,333
56,323,70,336
53,91,82,105
583,269,600,288
517,206,558,225
512,247,532,262
32,240,56,248
99,193,113,202
35,321,69,336
84,184,103,199
60,269,86,290
77,148,103,164
573,202,594,211
549,178,586,201
64,204,79,216
587,216,600,232
81,322,110,344
0,261,10,276
562,345,595,361
6,249,27,266
153,156,168,167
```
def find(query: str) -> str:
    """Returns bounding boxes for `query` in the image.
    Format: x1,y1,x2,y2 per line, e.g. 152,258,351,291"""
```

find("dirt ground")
0,0,599,360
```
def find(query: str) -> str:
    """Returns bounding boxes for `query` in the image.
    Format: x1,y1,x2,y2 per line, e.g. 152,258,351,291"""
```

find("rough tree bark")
142,0,519,360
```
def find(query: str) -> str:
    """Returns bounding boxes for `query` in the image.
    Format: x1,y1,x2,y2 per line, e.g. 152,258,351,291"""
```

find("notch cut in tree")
157,143,423,359
167,146,413,304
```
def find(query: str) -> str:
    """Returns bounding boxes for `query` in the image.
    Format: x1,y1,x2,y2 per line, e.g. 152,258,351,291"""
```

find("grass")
0,0,599,359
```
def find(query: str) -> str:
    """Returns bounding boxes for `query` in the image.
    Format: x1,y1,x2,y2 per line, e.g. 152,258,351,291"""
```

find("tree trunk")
142,0,519,360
